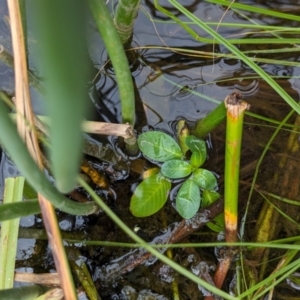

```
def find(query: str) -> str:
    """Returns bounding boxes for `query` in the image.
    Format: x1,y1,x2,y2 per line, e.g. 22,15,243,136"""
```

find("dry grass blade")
15,272,61,286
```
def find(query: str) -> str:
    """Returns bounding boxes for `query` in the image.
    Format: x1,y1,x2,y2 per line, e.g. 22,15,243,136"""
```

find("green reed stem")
31,0,92,193
0,98,98,216
193,101,226,138
210,93,249,291
114,0,141,46
224,93,249,243
0,177,24,289
88,0,135,126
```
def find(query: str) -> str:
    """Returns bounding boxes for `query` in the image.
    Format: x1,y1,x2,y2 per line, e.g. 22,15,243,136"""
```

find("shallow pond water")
1,0,300,299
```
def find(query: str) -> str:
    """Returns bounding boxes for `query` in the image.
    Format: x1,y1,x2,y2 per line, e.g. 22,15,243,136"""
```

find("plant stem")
193,101,227,138
0,96,98,216
11,114,136,140
209,92,249,291
224,92,249,243
0,177,24,289
88,0,135,126
0,285,47,299
114,0,141,46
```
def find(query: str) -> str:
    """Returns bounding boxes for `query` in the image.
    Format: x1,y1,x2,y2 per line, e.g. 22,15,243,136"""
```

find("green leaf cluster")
130,131,218,219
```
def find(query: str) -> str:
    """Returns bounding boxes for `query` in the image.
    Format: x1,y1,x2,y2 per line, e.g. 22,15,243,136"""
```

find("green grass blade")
88,0,135,125
168,0,300,114
0,99,97,215
239,257,300,298
206,0,300,22
30,0,92,193
260,193,300,229
0,285,46,299
241,109,294,237
0,200,40,221
152,1,300,44
0,177,24,289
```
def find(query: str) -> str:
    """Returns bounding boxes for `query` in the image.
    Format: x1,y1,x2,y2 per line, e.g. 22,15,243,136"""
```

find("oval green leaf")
202,190,223,232
202,190,221,207
185,135,206,156
193,169,217,190
190,152,202,169
130,174,171,217
176,179,201,219
138,131,183,162
207,213,225,232
161,160,192,179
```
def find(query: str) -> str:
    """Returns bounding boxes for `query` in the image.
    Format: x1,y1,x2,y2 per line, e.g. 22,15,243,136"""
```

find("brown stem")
96,198,224,282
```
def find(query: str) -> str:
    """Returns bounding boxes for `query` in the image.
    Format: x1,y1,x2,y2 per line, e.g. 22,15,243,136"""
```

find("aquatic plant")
130,131,218,219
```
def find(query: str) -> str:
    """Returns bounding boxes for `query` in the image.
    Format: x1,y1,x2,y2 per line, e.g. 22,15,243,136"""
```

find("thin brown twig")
97,198,224,283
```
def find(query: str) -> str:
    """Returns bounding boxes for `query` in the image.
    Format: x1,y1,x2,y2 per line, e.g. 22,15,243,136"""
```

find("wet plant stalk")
0,178,24,289
68,248,101,300
114,0,141,46
193,101,227,138
88,0,135,126
224,93,249,243
211,92,249,291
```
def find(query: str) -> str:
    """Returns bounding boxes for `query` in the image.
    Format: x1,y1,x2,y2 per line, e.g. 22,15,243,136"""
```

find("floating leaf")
193,169,217,190
130,174,171,217
138,131,183,162
161,160,192,179
176,179,201,219
185,135,206,166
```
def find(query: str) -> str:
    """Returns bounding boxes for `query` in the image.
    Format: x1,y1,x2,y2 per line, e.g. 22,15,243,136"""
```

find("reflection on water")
87,0,300,135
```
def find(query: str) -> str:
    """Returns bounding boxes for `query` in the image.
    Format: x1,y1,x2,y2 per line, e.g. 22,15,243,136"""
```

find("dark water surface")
1,0,300,299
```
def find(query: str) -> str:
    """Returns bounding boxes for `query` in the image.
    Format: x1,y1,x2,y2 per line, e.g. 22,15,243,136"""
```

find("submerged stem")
88,0,135,126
